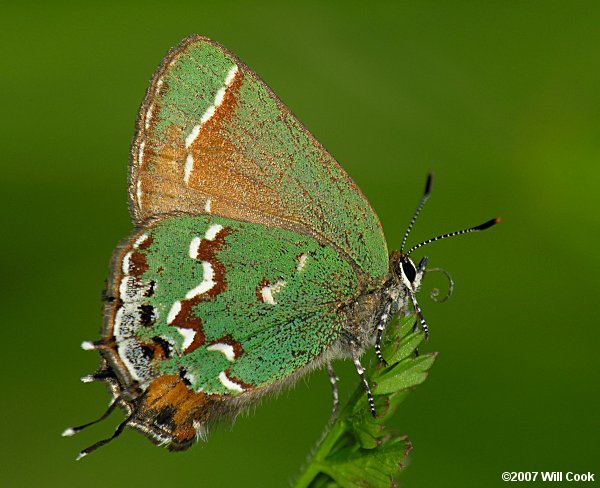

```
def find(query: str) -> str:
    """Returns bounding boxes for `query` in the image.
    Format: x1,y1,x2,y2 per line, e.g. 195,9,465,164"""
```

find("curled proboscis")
424,267,454,303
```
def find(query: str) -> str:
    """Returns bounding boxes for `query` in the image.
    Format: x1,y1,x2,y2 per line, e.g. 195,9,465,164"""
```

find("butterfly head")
391,253,427,295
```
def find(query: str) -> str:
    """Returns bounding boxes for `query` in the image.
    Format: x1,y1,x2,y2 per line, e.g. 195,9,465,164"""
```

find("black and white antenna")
401,173,433,252
406,217,501,256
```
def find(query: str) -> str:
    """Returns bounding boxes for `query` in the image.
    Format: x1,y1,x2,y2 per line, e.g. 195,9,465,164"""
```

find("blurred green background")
2,1,599,486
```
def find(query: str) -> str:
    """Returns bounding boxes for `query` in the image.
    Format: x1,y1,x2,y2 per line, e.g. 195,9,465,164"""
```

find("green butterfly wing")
109,215,359,394
129,35,388,282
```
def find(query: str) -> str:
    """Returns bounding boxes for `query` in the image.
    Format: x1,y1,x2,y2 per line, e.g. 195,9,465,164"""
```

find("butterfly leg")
409,292,429,339
409,293,429,357
351,341,376,417
374,301,392,366
326,362,339,423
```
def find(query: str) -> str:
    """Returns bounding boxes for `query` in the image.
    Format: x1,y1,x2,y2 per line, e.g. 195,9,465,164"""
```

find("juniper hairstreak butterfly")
64,35,500,458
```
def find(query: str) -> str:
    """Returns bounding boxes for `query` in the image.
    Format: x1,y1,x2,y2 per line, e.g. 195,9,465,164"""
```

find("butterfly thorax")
337,249,419,357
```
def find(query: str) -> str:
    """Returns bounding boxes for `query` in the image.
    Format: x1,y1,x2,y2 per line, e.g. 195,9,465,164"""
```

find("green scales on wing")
118,215,359,395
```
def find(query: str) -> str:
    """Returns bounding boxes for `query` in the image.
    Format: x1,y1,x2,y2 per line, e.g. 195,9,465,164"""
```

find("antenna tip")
424,173,434,196
80,341,96,351
76,451,88,461
474,217,502,231
62,427,77,437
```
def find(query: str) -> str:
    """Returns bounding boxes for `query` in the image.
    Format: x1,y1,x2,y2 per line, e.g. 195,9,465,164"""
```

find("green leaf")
374,353,437,395
380,314,417,361
398,314,417,338
292,313,436,488
349,396,388,449
322,437,412,488
382,330,425,366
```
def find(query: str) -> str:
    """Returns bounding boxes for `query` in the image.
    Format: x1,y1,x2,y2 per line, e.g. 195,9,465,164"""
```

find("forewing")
130,35,388,280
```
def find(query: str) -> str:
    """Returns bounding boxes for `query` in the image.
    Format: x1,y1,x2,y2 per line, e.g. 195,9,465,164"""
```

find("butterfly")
64,35,499,458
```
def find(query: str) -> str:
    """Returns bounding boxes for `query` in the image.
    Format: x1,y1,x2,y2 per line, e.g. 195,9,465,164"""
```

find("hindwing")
104,215,361,396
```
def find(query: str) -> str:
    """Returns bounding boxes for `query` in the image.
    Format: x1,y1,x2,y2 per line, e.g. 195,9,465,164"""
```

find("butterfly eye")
401,259,417,284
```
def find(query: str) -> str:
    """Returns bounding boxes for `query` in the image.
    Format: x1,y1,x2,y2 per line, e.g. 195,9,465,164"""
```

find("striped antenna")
406,217,501,256
401,173,433,252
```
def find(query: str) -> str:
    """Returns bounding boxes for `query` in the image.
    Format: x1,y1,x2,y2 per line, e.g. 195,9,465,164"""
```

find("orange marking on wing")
141,375,217,444
129,251,149,276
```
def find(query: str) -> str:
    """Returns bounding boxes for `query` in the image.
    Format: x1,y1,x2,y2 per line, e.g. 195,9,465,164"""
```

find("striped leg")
326,362,339,423
409,292,429,339
351,341,376,417
374,301,392,366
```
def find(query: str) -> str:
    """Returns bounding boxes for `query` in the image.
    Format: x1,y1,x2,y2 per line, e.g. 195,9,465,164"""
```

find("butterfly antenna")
401,173,433,252
62,399,120,438
406,217,501,256
76,415,132,460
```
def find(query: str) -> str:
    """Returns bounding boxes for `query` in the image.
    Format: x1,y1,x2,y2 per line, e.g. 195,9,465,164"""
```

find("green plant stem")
293,380,367,487
293,418,347,487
